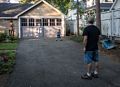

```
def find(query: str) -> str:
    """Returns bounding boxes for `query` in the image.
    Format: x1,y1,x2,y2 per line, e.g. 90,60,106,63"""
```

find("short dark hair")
88,17,94,24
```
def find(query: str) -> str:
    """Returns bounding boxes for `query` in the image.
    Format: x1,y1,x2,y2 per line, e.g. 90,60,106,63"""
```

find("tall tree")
96,0,101,31
76,0,79,36
19,0,71,15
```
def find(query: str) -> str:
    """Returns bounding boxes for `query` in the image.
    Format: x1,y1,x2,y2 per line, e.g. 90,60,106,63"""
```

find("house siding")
18,2,65,38
114,0,120,9
0,19,18,36
21,2,61,16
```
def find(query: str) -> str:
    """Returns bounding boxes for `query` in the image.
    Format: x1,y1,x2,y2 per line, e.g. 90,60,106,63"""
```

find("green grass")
0,43,17,50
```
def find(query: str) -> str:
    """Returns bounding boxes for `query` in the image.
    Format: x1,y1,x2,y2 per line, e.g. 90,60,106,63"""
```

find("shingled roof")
0,3,33,18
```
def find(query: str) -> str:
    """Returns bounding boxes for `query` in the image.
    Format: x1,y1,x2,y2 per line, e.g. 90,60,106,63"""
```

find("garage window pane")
43,18,48,26
21,18,27,26
56,19,61,26
36,19,42,26
29,18,34,26
50,19,55,26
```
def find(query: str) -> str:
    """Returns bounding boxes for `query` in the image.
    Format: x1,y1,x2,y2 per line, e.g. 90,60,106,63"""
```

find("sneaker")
91,72,99,78
81,74,92,80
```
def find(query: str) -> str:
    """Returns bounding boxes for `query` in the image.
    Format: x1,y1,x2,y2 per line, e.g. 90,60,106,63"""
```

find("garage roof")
0,0,65,19
0,3,32,18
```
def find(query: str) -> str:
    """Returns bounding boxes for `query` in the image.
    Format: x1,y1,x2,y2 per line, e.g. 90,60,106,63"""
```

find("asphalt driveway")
6,38,120,87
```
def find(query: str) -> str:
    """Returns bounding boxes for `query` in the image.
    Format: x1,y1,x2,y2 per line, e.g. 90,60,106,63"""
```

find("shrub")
0,51,16,74
9,35,18,41
0,33,6,42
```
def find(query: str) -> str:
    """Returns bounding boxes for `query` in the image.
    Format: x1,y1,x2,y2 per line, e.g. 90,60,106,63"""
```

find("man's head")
88,16,94,24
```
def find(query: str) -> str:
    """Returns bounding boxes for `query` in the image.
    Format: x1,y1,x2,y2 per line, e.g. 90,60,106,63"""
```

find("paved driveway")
6,38,120,87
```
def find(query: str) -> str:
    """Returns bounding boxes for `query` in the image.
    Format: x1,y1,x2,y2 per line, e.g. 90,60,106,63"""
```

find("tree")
19,0,72,15
71,0,85,36
76,0,79,36
96,0,101,31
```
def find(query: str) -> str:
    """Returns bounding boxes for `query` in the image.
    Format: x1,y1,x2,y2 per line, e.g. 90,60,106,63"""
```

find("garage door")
20,18,62,38
21,18,43,38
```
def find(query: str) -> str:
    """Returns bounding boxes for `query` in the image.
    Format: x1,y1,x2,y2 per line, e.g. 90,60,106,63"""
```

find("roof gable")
21,2,61,16
16,0,64,17
0,0,64,19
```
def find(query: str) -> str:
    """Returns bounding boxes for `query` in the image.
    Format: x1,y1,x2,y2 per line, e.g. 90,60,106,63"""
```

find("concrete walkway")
6,38,120,87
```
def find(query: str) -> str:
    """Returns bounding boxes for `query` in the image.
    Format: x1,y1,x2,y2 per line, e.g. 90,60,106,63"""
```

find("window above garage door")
21,18,62,27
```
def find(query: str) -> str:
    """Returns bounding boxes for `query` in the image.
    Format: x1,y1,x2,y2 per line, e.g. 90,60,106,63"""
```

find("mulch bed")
99,43,120,63
0,74,9,87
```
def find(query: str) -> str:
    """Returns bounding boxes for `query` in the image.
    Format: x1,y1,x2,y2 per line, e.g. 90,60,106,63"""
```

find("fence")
101,9,120,38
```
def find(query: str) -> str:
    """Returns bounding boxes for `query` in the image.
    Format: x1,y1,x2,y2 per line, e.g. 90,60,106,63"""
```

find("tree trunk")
77,0,79,36
96,0,101,31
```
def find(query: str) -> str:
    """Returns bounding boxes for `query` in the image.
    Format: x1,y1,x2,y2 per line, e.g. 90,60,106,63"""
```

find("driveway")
6,38,120,87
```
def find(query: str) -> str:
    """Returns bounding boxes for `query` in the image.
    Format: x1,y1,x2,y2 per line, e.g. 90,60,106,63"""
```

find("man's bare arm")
83,36,88,51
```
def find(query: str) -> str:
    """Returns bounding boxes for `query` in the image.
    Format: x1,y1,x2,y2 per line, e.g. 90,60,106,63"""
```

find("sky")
10,0,19,3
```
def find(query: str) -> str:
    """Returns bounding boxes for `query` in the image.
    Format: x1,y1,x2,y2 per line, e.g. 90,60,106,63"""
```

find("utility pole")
77,0,79,36
96,0,101,31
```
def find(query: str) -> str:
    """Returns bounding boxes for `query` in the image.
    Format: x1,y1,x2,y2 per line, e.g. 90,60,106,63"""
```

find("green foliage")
71,0,85,16
0,33,6,42
0,51,16,74
7,35,18,42
19,0,85,15
19,0,72,15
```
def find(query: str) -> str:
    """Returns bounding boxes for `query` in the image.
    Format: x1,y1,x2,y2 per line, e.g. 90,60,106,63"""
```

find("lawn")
0,43,17,50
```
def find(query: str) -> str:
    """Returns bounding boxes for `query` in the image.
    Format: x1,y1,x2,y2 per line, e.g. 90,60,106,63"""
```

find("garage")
20,17,62,38
0,0,66,39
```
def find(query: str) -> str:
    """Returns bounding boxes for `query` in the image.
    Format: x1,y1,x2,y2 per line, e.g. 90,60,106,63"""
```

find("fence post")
111,10,114,37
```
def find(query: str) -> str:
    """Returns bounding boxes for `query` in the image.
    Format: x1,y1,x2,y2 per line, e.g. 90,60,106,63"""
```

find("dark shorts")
57,35,61,38
84,51,99,64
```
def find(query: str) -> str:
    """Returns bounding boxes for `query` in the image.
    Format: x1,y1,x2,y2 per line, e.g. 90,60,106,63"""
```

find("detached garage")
0,0,66,38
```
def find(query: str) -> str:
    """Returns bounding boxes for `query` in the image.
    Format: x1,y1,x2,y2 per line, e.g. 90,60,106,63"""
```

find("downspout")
18,17,21,38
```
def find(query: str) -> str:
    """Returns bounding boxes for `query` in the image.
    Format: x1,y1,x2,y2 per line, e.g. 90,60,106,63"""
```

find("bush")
0,51,16,74
0,33,6,42
8,35,18,42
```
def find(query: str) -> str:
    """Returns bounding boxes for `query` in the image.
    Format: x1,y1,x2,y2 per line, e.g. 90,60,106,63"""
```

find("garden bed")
0,42,17,87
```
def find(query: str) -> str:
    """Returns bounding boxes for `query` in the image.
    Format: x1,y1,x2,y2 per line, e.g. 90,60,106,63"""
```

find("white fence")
101,9,120,37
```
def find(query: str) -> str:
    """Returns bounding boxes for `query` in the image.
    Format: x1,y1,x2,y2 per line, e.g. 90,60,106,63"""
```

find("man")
81,17,101,80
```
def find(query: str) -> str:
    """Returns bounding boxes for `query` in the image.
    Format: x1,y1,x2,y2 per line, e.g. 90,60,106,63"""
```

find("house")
86,0,114,8
67,0,85,35
101,0,120,38
84,0,114,18
67,0,114,35
110,0,120,10
0,0,66,38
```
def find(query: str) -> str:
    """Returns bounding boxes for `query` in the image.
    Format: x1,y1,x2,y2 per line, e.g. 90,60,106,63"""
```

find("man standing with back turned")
81,17,101,80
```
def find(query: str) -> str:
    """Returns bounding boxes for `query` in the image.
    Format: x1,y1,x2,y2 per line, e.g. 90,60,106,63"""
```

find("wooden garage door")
21,18,43,38
21,18,62,38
